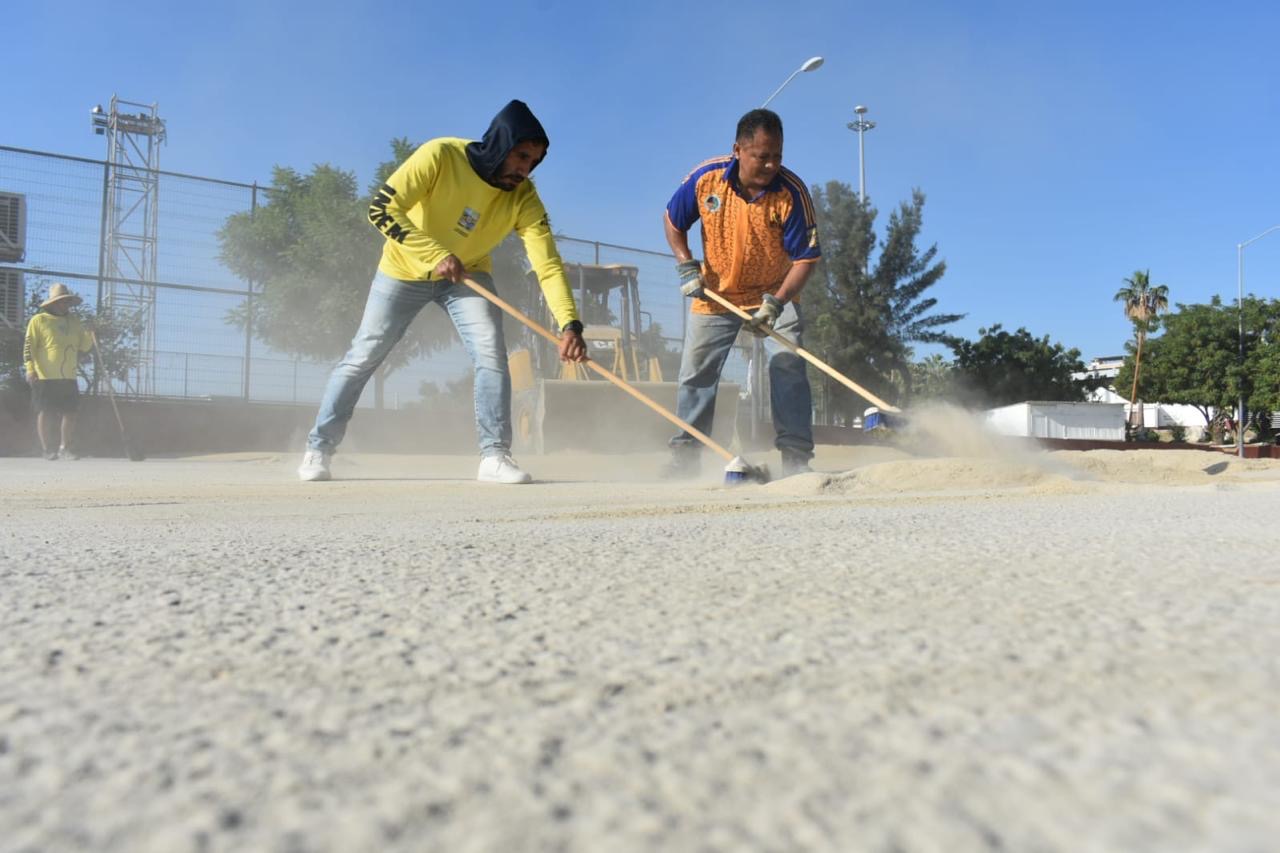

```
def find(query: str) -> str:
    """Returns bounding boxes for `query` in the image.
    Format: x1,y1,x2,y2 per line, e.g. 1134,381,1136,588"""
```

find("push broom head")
723,455,770,485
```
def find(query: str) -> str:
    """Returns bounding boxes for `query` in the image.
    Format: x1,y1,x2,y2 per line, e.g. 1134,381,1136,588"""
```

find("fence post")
93,161,110,395
243,182,257,401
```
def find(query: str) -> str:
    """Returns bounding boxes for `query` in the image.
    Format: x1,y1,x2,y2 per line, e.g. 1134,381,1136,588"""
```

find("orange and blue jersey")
665,156,820,314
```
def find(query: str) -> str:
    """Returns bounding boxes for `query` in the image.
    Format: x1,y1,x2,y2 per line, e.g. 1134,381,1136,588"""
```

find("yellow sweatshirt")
24,312,92,380
369,138,579,328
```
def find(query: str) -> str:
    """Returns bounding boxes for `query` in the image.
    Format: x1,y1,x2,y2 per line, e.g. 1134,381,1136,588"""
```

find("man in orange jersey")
662,109,821,478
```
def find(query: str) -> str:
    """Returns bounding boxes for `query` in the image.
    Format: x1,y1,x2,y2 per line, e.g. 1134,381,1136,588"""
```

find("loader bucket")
514,380,741,454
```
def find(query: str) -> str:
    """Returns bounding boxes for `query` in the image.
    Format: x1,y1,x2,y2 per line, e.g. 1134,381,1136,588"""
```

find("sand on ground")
2,444,1279,852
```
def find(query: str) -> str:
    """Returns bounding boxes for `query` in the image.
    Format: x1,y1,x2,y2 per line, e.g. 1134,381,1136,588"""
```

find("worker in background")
24,282,93,460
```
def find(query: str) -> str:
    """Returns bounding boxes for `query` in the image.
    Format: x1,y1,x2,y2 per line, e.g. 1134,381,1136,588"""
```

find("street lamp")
746,56,823,439
1235,224,1280,458
846,105,876,203
760,56,824,108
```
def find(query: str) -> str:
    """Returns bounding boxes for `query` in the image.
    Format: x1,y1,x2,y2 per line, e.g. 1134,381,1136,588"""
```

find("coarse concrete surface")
2,445,1279,852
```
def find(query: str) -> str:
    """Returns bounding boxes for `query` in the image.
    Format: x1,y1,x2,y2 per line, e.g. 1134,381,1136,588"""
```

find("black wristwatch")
562,320,584,334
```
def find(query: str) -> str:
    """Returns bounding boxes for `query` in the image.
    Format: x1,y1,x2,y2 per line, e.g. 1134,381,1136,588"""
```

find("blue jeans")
670,301,814,459
308,271,511,456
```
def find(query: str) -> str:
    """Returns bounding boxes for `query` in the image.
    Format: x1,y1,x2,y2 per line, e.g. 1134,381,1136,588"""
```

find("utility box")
0,269,23,330
0,193,26,263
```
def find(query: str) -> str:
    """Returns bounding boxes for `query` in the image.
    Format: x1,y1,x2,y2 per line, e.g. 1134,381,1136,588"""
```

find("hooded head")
466,100,550,191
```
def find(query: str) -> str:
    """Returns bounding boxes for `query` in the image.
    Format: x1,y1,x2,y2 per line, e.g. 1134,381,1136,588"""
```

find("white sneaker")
477,454,532,484
298,450,332,482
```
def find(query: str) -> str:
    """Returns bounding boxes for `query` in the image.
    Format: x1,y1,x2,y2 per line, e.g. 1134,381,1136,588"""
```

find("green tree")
804,184,963,421
1247,301,1280,421
218,139,545,404
1113,269,1169,415
1123,296,1280,438
908,353,955,402
218,140,435,371
950,324,1089,407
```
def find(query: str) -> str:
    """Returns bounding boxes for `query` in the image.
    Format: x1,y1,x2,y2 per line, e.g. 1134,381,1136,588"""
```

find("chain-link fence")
1,145,755,409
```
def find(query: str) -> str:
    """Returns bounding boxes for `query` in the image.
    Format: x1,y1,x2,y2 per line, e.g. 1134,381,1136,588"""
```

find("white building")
1076,356,1215,430
1085,386,1210,429
1080,356,1124,381
986,401,1126,440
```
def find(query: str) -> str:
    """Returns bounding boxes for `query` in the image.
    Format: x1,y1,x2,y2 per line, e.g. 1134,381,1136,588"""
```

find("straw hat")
40,283,83,309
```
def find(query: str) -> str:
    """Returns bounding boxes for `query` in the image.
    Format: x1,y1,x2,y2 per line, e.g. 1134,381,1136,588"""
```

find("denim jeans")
670,301,814,459
308,270,511,456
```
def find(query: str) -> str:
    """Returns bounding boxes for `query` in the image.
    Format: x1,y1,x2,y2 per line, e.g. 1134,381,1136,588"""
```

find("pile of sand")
757,404,1280,498
764,448,1280,498
1049,448,1280,486
766,456,1076,497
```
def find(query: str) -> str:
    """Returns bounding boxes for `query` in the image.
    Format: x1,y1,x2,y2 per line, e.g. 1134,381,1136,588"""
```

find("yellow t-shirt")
24,312,92,380
369,138,579,328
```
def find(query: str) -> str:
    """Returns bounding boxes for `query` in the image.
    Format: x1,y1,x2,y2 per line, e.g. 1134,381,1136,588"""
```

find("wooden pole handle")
460,277,735,462
699,288,901,414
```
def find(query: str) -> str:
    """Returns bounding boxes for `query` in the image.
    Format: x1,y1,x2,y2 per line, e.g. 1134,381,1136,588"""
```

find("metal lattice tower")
92,96,166,396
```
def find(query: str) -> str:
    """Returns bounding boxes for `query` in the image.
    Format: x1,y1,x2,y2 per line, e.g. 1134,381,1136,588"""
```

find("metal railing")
2,144,759,406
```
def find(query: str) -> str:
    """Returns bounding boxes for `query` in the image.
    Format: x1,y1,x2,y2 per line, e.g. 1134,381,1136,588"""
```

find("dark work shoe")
43,450,59,461
781,452,813,477
659,451,701,480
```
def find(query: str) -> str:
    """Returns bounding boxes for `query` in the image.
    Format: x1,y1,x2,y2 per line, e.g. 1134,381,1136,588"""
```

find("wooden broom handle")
699,288,902,414
460,277,735,462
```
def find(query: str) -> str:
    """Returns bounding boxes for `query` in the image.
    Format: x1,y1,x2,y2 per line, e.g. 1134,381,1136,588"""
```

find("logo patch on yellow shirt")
705,194,722,213
455,206,480,235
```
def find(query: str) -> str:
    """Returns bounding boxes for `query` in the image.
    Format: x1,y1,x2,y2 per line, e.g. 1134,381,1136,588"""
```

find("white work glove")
676,259,705,298
746,294,784,337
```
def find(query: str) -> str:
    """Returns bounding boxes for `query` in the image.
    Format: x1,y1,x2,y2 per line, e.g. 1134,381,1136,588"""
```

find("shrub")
1170,425,1187,443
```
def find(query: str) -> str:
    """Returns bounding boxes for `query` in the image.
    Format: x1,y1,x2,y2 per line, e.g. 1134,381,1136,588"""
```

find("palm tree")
1114,270,1169,426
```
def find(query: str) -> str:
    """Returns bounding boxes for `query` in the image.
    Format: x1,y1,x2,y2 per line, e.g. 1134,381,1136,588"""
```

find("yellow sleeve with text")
22,316,37,376
368,141,455,279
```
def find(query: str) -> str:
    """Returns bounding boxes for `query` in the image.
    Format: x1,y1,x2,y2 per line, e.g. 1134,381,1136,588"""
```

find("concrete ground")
2,446,1279,852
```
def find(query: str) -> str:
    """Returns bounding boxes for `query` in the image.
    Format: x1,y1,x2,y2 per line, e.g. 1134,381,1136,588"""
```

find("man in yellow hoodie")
24,283,93,460
300,100,587,484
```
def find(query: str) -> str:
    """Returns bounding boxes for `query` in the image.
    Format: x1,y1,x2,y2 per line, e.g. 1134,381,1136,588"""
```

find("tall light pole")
760,56,824,108
847,105,876,203
1235,224,1280,458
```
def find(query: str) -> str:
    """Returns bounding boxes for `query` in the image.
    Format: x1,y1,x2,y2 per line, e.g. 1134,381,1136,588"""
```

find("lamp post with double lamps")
1235,225,1280,458
847,105,876,204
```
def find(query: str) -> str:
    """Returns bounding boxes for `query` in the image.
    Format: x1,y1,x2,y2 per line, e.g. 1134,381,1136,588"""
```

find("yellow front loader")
509,263,739,454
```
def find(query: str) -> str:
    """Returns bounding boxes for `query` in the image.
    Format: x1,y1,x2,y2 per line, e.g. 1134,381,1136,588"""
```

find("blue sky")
8,0,1280,363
